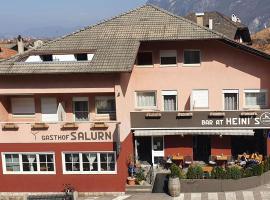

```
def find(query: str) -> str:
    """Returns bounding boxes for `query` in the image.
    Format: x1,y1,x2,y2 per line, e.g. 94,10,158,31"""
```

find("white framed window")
162,91,178,111
73,97,89,121
183,50,201,66
160,50,177,67
244,89,267,109
62,152,116,174
223,89,239,110
135,91,157,109
191,89,209,110
95,96,116,115
11,97,35,116
136,52,153,67
2,152,55,174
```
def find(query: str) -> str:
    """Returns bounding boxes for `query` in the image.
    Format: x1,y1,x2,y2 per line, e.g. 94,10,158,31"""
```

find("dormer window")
76,54,88,61
25,53,94,63
41,55,53,62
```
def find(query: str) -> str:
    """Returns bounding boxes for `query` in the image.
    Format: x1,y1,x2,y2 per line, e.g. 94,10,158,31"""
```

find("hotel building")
0,5,270,193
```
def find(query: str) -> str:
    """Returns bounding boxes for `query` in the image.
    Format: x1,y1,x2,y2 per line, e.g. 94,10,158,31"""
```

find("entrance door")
135,136,152,165
152,136,164,166
193,136,211,162
41,97,58,122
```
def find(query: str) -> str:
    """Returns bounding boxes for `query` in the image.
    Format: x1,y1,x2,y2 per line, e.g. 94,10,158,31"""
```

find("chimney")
195,13,204,26
209,19,213,30
17,35,24,54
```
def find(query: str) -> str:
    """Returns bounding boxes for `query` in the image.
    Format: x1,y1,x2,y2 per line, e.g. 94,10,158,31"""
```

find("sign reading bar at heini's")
130,111,270,129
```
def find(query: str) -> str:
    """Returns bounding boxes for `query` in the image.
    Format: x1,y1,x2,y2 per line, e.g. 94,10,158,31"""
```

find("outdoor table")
216,155,228,167
172,155,184,160
202,166,213,173
172,155,184,167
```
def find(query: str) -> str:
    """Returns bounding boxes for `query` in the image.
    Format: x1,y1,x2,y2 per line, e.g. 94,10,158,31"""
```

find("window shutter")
11,97,35,115
192,90,208,109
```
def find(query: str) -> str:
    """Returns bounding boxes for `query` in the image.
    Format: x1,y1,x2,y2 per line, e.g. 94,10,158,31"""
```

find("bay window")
95,96,116,115
73,97,89,121
11,97,35,116
160,50,177,66
63,152,116,174
162,91,177,111
244,89,267,108
136,91,157,109
183,50,201,66
2,153,55,174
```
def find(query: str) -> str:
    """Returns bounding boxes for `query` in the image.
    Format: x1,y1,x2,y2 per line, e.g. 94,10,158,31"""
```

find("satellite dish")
232,14,241,23
232,14,237,22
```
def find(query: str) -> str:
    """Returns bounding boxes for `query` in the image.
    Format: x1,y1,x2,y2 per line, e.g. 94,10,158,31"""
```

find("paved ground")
82,183,270,200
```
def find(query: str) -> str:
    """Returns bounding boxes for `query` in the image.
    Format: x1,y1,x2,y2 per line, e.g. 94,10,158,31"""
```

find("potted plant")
135,168,146,185
127,154,136,185
168,163,181,197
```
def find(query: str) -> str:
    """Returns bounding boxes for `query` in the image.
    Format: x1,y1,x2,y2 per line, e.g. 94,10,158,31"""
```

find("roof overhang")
133,129,254,136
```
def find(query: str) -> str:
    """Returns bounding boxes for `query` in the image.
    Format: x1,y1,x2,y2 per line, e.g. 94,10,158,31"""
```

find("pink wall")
0,39,270,147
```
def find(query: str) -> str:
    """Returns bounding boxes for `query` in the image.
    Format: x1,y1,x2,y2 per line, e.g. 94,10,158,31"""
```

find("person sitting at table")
240,152,248,166
250,152,260,164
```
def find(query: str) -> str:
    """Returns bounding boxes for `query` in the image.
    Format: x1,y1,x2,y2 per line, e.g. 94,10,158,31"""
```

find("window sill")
12,115,35,118
243,106,267,110
136,65,154,68
182,64,201,67
63,171,117,175
3,171,56,175
160,64,177,68
135,107,158,111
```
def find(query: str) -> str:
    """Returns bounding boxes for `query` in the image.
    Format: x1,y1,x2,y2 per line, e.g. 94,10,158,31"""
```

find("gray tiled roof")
0,4,222,74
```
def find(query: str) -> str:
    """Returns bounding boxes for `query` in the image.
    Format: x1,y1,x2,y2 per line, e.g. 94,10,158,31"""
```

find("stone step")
125,185,152,194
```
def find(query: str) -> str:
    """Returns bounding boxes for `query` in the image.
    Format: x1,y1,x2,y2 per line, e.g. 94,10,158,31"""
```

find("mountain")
252,28,270,54
147,0,270,33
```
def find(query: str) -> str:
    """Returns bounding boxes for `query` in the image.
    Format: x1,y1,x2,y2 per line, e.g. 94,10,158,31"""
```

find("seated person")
240,152,248,166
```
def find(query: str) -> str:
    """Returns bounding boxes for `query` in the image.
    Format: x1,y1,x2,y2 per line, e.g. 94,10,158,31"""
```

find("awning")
133,129,254,136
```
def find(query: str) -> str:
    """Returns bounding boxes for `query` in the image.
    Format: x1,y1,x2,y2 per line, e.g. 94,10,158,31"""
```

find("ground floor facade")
0,134,134,193
135,130,268,166
1,111,270,193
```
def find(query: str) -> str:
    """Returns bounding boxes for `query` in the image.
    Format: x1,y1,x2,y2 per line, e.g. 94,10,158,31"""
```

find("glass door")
152,136,164,166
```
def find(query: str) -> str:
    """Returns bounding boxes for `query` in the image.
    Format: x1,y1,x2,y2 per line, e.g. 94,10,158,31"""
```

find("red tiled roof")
0,47,17,60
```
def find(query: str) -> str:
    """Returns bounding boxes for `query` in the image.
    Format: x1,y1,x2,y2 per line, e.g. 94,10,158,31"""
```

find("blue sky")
0,0,147,38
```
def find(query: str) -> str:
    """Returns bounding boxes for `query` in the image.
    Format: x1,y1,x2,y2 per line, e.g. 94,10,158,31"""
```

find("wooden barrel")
168,177,180,197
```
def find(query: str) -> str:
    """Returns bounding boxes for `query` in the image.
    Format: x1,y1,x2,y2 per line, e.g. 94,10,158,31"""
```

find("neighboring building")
0,36,46,59
252,27,270,54
0,47,17,60
185,12,252,44
0,4,270,194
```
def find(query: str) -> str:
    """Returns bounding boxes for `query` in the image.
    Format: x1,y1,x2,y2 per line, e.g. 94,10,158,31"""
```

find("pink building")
0,5,270,194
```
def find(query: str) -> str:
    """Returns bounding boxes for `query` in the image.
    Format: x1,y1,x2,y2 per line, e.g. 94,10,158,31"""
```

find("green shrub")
186,165,203,179
243,168,253,178
170,163,181,178
211,167,226,179
135,168,145,182
263,157,270,172
226,166,242,180
251,163,264,176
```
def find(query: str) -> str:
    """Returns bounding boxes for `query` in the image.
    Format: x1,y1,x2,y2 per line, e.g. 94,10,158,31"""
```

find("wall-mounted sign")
131,111,270,129
0,123,117,143
39,131,112,142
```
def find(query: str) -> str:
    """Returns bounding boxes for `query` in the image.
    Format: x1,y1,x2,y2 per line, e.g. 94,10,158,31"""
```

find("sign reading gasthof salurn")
40,131,112,142
0,123,116,143
130,110,270,129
